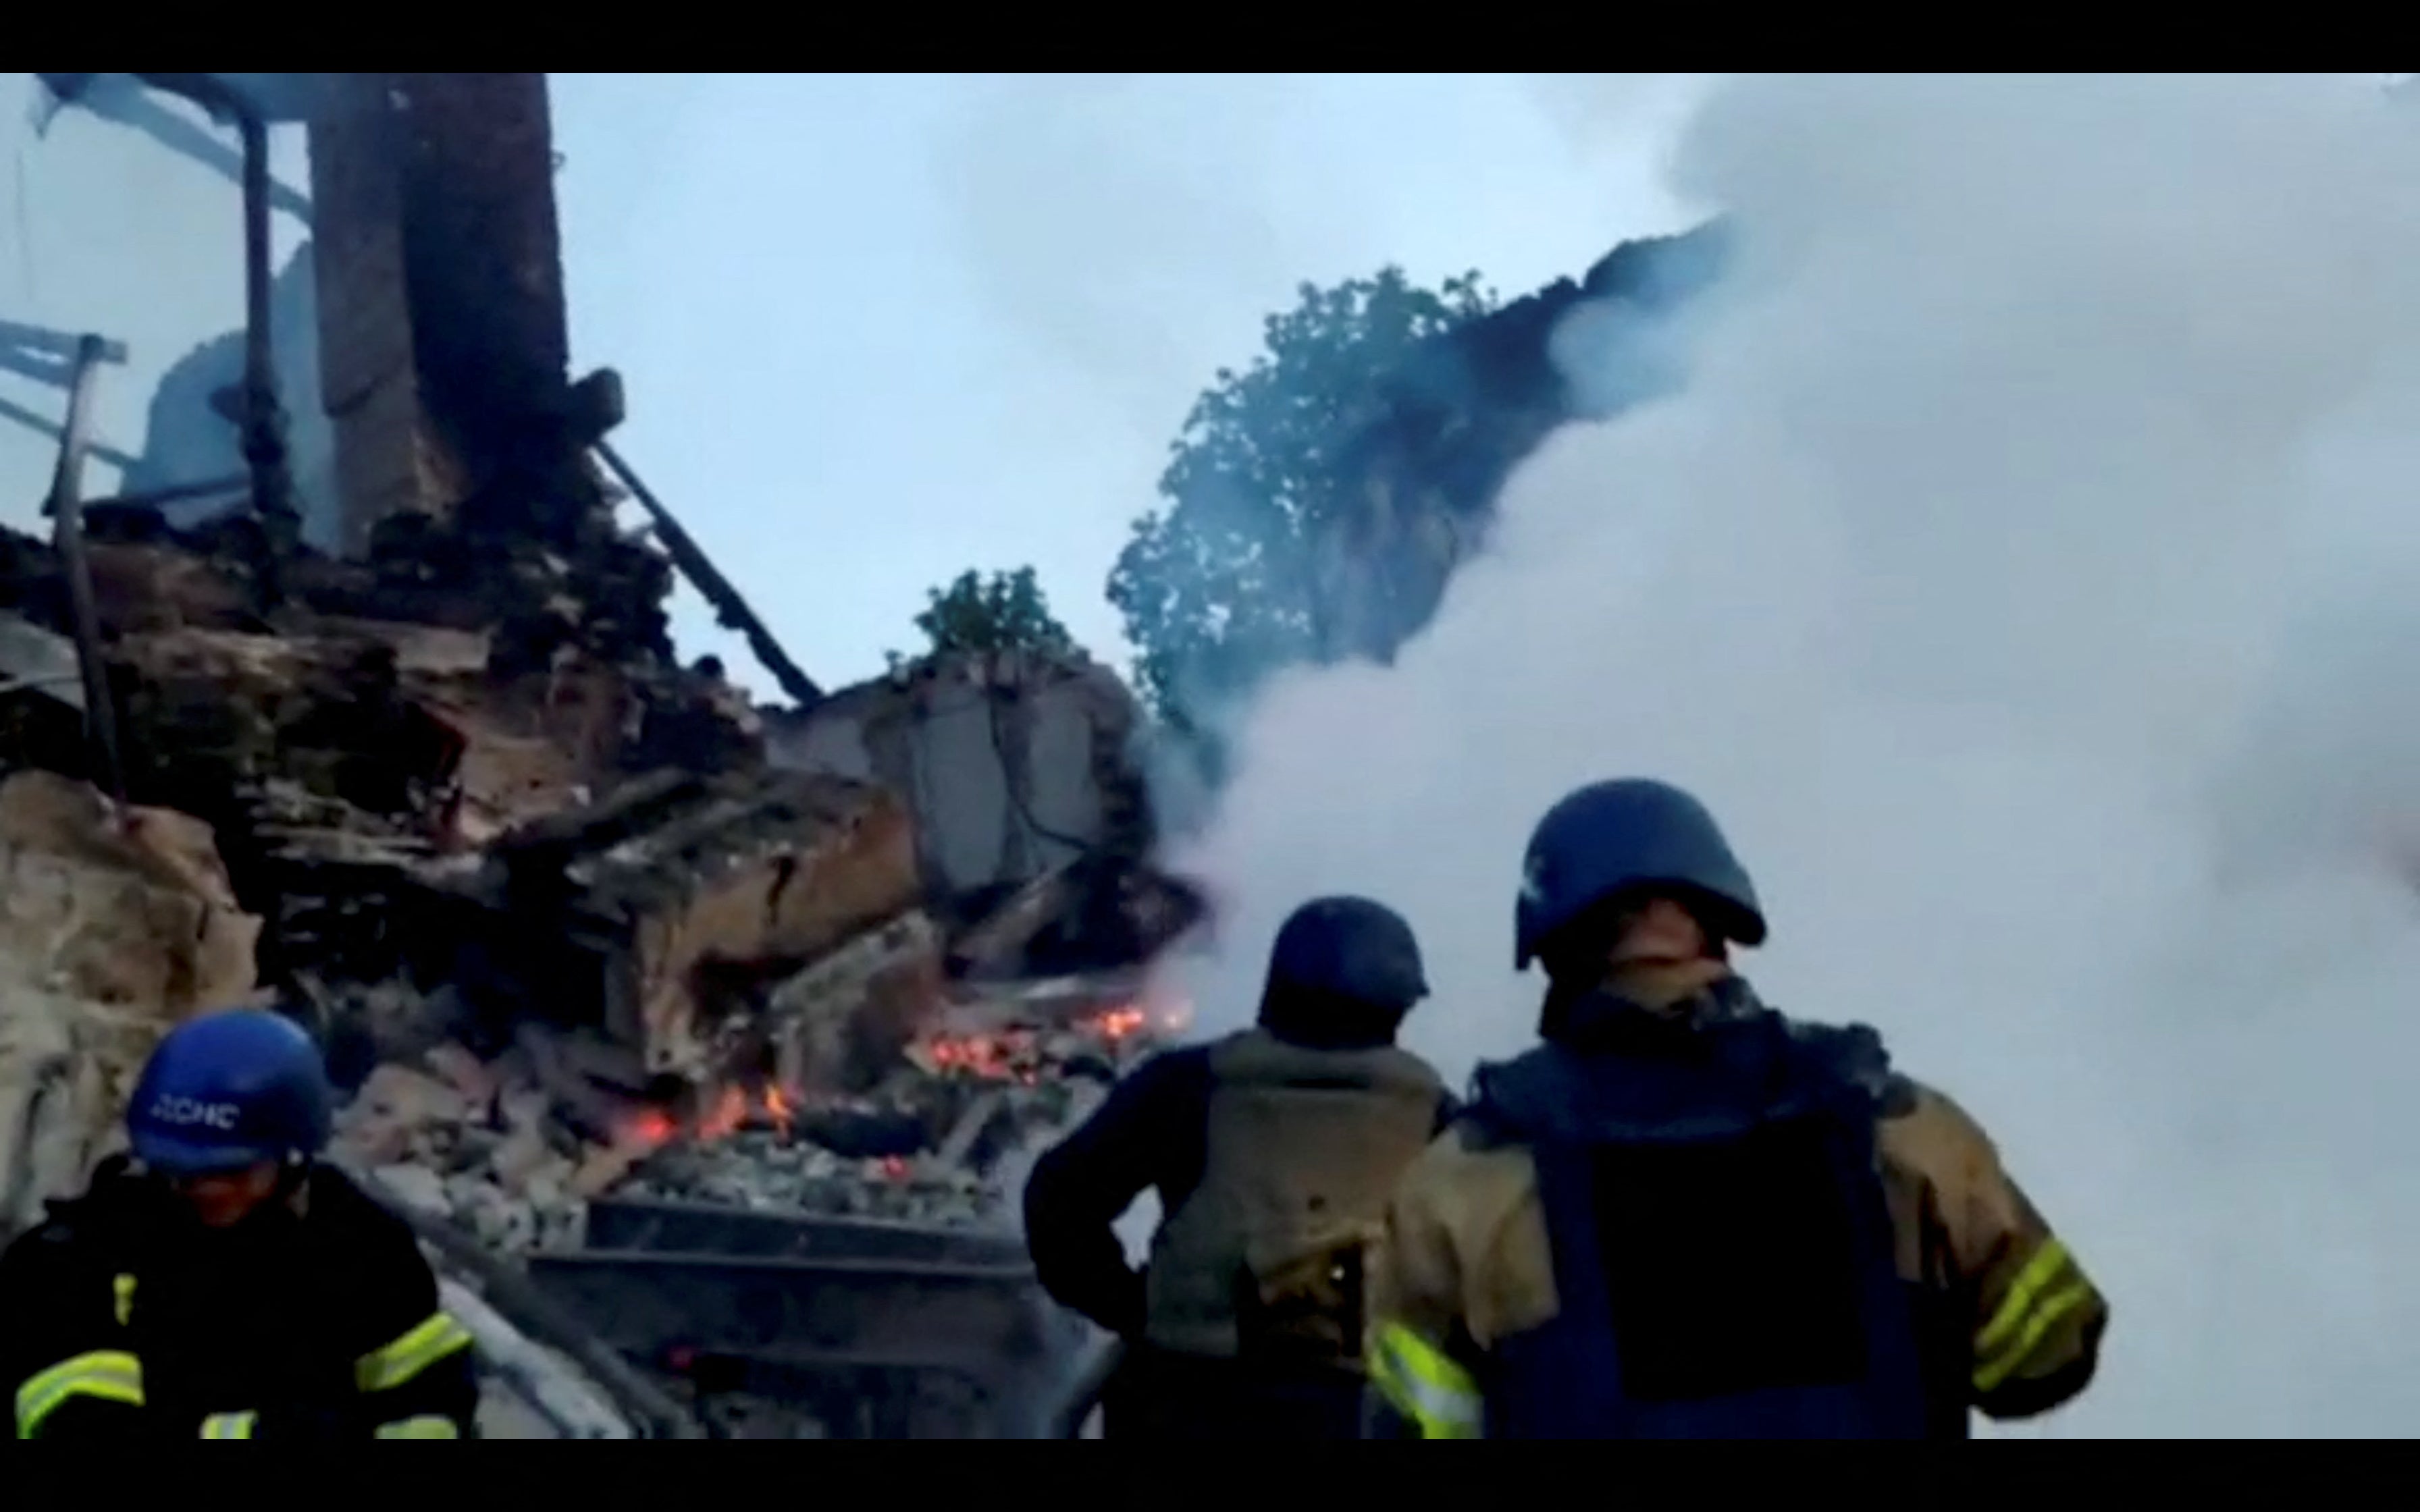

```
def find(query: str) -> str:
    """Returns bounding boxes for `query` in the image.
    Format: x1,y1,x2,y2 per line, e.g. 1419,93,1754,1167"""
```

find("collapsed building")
0,72,1200,1437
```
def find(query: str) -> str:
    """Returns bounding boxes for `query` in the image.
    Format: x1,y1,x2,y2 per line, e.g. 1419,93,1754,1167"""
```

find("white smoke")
1160,74,2420,1437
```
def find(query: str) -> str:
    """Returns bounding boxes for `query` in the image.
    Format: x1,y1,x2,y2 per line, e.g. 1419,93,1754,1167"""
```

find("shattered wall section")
310,73,444,554
309,72,577,555
481,769,925,1087
767,649,1149,903
0,771,261,1236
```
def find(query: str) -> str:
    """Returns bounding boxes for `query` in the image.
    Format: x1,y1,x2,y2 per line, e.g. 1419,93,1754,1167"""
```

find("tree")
890,566,1076,669
1107,267,1498,734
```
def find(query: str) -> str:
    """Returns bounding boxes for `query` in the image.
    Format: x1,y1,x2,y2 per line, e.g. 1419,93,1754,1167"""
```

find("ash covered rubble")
0,492,1205,1264
334,963,1190,1253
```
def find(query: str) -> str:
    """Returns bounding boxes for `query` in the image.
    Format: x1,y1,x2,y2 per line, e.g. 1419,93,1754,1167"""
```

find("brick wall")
307,73,571,557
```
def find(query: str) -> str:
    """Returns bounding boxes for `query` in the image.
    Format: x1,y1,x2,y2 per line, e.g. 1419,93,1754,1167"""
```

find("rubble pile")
0,496,1203,1266
326,973,1183,1247
0,767,263,1233
619,989,1176,1224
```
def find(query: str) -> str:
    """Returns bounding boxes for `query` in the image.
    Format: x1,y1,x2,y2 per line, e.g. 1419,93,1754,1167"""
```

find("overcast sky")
0,72,1703,697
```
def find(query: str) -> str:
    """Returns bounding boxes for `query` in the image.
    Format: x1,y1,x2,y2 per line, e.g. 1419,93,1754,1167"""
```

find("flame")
920,1029,1032,1081
612,1081,803,1158
1083,1005,1147,1042
627,1107,679,1148
912,998,1186,1082
683,1083,804,1143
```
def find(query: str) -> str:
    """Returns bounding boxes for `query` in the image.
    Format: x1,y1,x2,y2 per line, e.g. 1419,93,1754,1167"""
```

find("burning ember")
570,989,1197,1232
623,1083,801,1150
908,998,1182,1085
1082,1006,1145,1042
918,1029,1037,1082
628,1108,679,1148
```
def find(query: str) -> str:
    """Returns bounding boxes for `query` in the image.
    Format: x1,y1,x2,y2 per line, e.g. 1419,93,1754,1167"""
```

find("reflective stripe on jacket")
0,1160,479,1441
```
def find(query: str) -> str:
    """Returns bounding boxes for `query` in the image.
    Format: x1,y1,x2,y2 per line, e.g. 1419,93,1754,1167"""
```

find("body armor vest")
1466,1006,1932,1438
1143,1027,1443,1367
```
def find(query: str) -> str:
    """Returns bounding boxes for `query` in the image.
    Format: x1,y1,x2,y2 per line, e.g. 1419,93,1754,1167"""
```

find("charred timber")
592,441,824,711
41,335,128,805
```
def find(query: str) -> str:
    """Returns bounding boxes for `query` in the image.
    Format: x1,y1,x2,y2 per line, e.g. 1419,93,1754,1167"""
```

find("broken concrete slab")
513,1023,642,1146
468,767,923,1085
371,1162,451,1220
0,610,84,709
0,986,139,1235
767,646,1151,902
0,774,265,1237
490,1123,560,1196
765,911,943,1096
0,771,261,1011
423,1040,500,1109
569,1133,652,1201
357,1060,471,1127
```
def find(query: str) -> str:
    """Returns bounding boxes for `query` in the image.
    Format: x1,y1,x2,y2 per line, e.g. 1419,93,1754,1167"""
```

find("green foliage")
889,566,1075,671
1107,266,1498,732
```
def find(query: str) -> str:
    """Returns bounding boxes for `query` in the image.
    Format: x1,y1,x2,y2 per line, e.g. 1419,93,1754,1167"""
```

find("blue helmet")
1515,778,1766,969
1267,896,1429,1012
126,1008,334,1176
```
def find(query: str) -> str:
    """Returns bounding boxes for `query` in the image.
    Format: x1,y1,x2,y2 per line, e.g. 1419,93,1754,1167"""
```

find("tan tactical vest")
1142,1027,1445,1368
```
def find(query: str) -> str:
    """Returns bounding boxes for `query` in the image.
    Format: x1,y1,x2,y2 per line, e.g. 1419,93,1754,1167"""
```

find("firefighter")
1024,895,1456,1439
1364,778,2110,1439
0,1007,480,1440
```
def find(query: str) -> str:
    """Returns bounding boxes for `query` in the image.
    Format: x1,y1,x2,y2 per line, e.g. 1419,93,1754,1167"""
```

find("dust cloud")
1163,74,2420,1436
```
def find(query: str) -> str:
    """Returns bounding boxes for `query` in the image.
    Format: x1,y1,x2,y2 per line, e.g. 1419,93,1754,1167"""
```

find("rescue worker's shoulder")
1390,1112,1541,1250
1037,1040,1215,1158
1871,1076,2008,1182
1871,1079,2111,1421
303,1164,438,1275
1122,1040,1218,1099
1373,1109,1559,1357
0,1206,93,1293
0,1161,152,1268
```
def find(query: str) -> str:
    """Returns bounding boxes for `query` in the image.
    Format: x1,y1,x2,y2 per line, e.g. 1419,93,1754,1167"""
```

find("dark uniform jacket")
0,1156,479,1441
1365,965,2110,1439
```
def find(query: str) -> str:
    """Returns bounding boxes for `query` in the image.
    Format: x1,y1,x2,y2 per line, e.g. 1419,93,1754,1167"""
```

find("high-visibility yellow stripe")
200,1410,258,1439
16,1350,142,1439
1976,1241,2075,1358
1974,1239,2095,1393
374,1414,461,1439
1367,1322,1482,1439
356,1312,475,1394
113,1274,135,1329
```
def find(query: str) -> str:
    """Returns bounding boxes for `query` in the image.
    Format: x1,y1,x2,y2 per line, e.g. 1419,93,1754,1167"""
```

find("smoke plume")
1162,74,2420,1437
